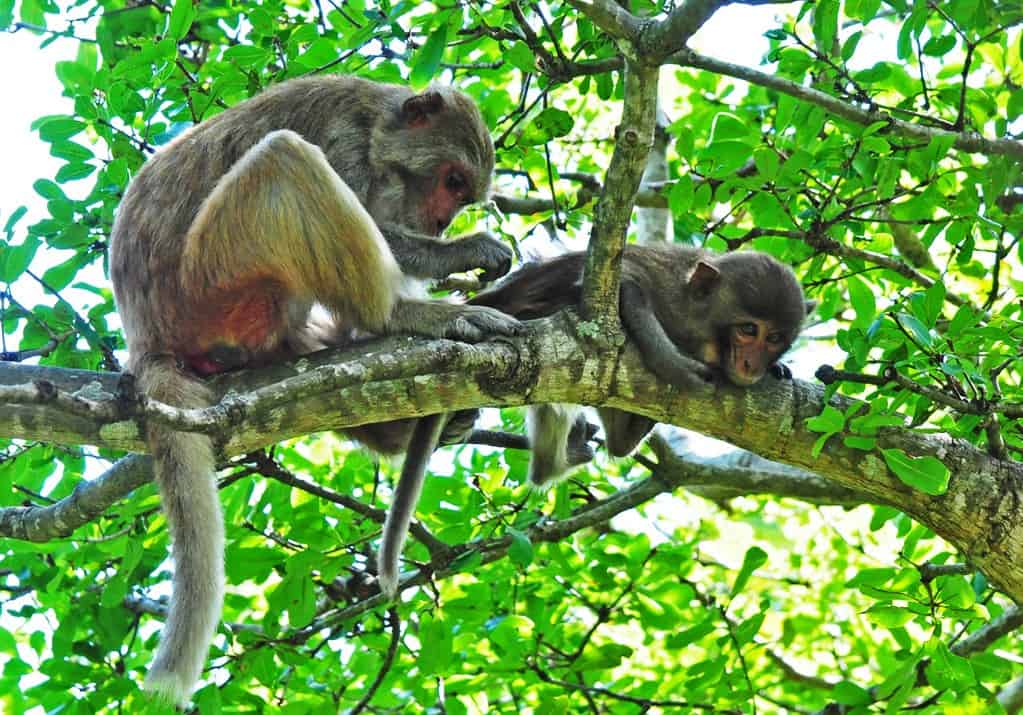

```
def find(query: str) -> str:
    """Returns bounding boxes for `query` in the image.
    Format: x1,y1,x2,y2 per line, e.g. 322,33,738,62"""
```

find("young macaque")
470,244,816,485
109,74,520,706
375,244,813,597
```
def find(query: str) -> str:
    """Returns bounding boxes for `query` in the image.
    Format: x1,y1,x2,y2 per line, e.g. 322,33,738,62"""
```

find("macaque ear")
804,299,818,316
688,260,721,296
401,91,446,128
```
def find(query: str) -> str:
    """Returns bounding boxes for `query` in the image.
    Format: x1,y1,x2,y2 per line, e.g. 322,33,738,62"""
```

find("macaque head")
368,85,495,236
688,252,815,387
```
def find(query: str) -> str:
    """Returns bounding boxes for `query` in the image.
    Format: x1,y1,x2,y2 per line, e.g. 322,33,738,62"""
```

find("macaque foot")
443,305,523,342
439,409,479,445
391,298,522,343
565,414,599,467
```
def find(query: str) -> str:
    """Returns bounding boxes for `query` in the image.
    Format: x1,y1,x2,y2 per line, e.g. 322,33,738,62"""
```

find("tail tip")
143,669,195,710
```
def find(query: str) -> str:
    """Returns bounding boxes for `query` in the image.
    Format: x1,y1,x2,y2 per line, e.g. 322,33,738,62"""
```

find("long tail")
527,403,584,487
378,412,445,597
138,358,224,707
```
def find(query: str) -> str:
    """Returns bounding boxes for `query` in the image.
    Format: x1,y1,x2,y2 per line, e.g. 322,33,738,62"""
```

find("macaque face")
421,161,477,236
723,319,790,386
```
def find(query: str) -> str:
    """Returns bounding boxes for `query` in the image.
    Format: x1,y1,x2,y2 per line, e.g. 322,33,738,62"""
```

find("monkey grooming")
110,74,520,706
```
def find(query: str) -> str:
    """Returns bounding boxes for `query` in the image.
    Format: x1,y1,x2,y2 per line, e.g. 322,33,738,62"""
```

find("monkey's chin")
725,372,763,388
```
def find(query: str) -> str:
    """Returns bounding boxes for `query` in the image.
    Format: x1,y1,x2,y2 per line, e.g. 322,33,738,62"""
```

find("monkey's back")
108,76,406,362
470,244,704,320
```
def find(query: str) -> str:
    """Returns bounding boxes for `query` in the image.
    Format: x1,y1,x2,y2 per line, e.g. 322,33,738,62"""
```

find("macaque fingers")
182,129,403,333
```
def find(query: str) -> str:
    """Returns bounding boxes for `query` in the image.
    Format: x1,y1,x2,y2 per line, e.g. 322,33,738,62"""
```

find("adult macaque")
109,74,520,706
470,244,815,485
375,245,813,597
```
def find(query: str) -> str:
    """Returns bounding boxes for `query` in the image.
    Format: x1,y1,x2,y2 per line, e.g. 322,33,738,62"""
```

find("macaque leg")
597,407,657,457
183,130,403,339
619,281,716,389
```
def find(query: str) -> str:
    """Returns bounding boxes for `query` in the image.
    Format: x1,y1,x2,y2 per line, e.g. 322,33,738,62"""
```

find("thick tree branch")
565,0,644,40
3,312,1023,602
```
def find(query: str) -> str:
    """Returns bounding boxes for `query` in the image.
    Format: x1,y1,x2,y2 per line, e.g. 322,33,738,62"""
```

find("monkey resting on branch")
376,244,816,596
109,74,521,707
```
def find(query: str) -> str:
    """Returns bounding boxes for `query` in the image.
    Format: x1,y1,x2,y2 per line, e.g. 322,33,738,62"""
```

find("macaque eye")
445,170,469,196
766,332,785,345
737,323,758,337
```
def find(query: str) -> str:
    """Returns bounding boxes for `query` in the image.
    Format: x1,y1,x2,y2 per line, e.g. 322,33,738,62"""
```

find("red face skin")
725,319,788,386
422,161,474,235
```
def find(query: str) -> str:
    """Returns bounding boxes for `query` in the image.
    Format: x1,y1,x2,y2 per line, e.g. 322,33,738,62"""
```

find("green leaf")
847,275,876,331
865,603,914,628
731,546,767,597
881,449,950,495
49,141,95,162
417,614,454,676
521,108,574,145
33,179,66,201
922,34,956,56
806,405,845,434
834,680,872,705
0,0,13,29
167,0,196,40
0,237,41,282
708,112,752,143
295,38,337,68
223,45,273,69
507,528,533,566
812,0,840,53
894,312,933,348
506,41,536,73
55,162,95,183
753,147,779,180
668,174,693,214
925,641,975,690
733,613,765,645
35,117,86,143
4,206,27,236
410,24,448,88
668,617,716,648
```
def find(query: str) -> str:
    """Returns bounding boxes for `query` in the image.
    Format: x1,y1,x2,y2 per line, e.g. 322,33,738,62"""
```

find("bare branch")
671,48,1023,160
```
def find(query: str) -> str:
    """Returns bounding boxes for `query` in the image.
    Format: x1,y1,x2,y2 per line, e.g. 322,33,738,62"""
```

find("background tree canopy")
1,0,1022,713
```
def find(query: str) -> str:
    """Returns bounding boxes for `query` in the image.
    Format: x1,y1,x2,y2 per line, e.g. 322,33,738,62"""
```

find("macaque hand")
654,356,719,392
769,362,793,380
452,232,513,282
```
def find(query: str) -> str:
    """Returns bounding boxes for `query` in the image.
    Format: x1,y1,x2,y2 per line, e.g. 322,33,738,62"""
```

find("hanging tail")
138,357,224,707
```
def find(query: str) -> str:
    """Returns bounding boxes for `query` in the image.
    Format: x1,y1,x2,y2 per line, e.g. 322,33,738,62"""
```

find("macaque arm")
377,412,446,597
182,130,403,333
619,280,715,389
380,225,512,282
